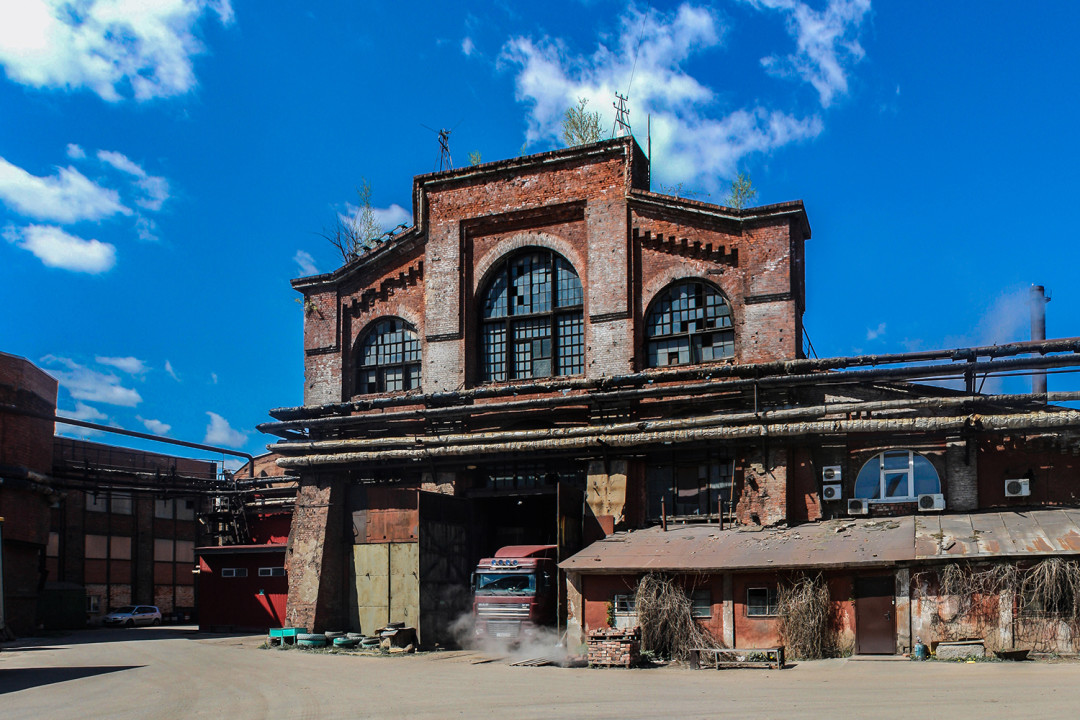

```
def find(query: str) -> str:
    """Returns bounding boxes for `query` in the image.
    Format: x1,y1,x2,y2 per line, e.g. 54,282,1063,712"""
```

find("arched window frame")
478,248,584,383
644,280,734,368
353,317,422,395
852,450,941,502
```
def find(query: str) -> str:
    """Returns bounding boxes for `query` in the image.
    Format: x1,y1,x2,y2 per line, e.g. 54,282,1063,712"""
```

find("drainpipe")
1031,285,1050,395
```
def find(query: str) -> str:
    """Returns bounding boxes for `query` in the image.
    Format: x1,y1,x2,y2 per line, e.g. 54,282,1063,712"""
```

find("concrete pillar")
284,473,347,632
895,567,911,653
564,571,585,647
998,588,1014,651
722,573,735,647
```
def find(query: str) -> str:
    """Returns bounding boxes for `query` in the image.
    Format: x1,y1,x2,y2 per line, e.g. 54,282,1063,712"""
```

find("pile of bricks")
587,627,641,668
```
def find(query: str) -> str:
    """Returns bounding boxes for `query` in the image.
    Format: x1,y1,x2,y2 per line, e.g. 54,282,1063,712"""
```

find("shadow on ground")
0,665,143,694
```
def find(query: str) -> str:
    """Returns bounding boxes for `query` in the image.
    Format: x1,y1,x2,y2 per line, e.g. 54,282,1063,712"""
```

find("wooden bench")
689,646,785,670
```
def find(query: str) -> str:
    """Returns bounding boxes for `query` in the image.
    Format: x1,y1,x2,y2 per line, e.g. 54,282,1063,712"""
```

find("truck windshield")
475,572,536,595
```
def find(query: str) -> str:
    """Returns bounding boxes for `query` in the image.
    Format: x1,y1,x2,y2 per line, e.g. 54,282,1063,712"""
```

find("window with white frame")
221,567,248,578
747,587,778,616
853,450,941,502
258,567,285,577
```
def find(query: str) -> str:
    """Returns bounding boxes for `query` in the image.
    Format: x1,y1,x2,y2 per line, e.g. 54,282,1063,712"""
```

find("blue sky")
2,1,1079,467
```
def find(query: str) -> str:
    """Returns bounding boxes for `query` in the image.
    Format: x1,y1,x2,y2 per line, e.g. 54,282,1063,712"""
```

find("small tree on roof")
324,178,382,263
726,172,757,209
562,97,604,147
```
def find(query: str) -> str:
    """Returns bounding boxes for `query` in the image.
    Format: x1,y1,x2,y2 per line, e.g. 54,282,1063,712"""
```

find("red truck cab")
473,545,557,640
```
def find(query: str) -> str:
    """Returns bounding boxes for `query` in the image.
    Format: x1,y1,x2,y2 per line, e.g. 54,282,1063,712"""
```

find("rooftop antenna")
421,124,456,171
612,92,632,138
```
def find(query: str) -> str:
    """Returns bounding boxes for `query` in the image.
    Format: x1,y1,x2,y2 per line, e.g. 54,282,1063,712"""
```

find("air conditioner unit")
822,484,843,502
822,465,842,483
1005,478,1031,498
918,493,945,511
847,498,869,515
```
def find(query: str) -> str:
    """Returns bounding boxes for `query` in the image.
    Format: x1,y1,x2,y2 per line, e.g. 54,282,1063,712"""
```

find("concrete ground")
1,627,1077,719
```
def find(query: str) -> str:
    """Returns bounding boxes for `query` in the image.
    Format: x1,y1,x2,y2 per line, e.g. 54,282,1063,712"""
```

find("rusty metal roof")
560,517,914,573
562,508,1080,573
914,509,1080,559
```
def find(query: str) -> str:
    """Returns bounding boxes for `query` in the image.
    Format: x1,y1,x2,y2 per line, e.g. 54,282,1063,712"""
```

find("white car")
103,605,162,627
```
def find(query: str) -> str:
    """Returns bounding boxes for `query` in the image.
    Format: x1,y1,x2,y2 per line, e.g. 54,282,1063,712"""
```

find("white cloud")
135,215,159,242
339,202,412,235
294,249,319,276
210,372,218,384
204,411,246,448
56,401,108,438
749,0,871,108
0,156,130,223
462,37,475,57
96,356,148,374
499,3,824,189
6,224,116,273
0,0,235,102
866,322,886,341
42,356,142,406
66,143,85,160
97,150,171,211
372,204,412,232
164,360,180,381
137,416,171,435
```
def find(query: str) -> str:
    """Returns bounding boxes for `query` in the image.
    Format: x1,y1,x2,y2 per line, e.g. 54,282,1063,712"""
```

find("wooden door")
855,576,895,654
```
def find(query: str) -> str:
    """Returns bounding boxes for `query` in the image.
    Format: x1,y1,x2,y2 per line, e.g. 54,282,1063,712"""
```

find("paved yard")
1,627,1076,719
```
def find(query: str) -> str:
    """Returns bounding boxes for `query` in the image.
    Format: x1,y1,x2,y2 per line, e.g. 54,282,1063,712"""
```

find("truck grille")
476,603,530,619
486,620,521,638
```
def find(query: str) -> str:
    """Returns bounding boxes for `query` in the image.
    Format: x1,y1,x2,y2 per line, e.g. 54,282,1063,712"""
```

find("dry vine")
916,559,1080,651
634,573,719,660
777,574,835,659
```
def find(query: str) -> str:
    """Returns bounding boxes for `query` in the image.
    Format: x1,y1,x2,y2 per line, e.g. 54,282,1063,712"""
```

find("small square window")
747,587,778,616
690,589,711,618
613,594,637,614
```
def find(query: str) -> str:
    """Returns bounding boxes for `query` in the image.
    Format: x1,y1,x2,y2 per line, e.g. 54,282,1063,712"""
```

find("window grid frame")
479,249,584,383
645,280,734,368
354,317,422,396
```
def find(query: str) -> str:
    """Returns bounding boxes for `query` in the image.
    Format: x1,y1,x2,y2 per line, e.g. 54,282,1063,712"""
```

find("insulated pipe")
259,352,1080,436
266,336,1080,422
275,410,1080,468
269,390,1080,455
1032,285,1050,395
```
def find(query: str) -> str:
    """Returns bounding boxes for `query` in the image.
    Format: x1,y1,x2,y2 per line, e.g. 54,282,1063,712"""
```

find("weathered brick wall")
736,446,789,527
0,352,58,473
298,142,806,406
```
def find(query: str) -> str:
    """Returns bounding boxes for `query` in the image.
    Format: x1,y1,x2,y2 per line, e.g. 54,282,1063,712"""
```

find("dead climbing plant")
916,559,1080,650
776,574,835,659
634,573,718,660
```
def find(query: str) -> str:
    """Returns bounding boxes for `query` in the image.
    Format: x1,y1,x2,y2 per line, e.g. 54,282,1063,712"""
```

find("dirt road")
1,627,1076,719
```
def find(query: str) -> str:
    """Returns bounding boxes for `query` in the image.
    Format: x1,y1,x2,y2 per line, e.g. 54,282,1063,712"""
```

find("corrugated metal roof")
560,517,913,573
562,508,1080,573
914,509,1080,559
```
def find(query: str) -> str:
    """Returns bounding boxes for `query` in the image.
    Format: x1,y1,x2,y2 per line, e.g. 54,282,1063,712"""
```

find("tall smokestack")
1031,284,1049,394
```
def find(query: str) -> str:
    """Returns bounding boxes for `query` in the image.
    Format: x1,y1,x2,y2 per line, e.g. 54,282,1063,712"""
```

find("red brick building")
265,137,1080,654
1,351,219,633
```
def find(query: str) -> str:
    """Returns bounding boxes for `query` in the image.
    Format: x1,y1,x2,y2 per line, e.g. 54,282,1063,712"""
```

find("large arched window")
853,450,941,501
479,249,584,382
645,280,733,368
354,317,421,394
